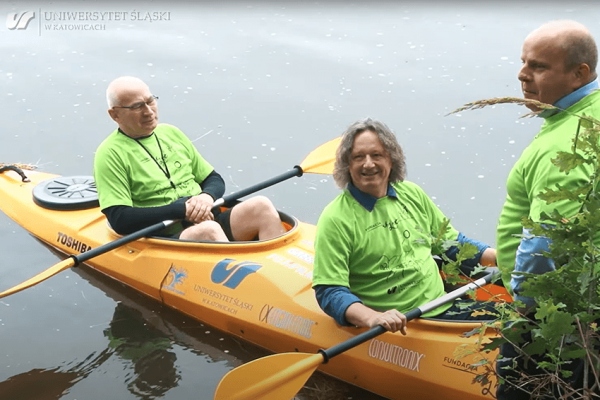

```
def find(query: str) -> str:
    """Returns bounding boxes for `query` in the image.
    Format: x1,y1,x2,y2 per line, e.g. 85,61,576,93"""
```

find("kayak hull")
0,169,503,400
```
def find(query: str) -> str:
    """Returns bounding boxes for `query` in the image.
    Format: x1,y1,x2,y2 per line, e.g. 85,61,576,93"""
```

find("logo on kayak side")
368,339,425,372
193,285,254,314
286,248,314,265
211,258,262,289
163,264,188,295
265,253,312,279
442,357,480,372
259,304,316,339
193,259,259,315
56,232,93,253
442,357,497,396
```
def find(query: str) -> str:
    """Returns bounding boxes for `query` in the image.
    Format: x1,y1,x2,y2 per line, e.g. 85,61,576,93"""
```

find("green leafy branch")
429,218,485,286
449,97,600,399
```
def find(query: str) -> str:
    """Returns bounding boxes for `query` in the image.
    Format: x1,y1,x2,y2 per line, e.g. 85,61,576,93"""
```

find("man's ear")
108,108,118,122
573,63,592,86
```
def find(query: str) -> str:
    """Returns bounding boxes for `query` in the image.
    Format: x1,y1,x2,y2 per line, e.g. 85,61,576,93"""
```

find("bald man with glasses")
94,76,285,242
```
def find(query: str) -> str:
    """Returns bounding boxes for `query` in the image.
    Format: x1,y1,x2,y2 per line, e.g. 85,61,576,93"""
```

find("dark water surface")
1,2,599,399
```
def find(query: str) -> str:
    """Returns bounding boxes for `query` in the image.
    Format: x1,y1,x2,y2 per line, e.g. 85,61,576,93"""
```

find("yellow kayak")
0,168,507,400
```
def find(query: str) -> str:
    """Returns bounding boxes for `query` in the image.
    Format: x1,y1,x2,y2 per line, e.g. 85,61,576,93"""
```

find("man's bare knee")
246,196,279,217
229,196,284,241
180,221,228,242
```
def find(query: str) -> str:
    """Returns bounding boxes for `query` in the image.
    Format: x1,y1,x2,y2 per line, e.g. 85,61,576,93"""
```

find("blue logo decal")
211,258,262,289
163,264,188,295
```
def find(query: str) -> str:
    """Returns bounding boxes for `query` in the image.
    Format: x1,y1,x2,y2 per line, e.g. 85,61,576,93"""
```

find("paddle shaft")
212,166,303,209
67,219,175,266
320,272,498,361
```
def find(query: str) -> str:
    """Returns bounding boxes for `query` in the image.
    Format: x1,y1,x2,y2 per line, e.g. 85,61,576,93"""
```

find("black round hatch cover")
33,176,99,210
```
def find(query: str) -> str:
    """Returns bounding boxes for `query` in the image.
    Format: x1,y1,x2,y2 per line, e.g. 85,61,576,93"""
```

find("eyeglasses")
113,95,158,112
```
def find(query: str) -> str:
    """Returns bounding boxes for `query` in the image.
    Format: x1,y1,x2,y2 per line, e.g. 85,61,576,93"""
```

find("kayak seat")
278,211,296,232
32,175,99,211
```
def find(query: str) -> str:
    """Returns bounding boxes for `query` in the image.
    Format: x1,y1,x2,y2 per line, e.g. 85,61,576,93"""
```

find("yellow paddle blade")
299,137,341,175
214,352,324,400
0,258,76,299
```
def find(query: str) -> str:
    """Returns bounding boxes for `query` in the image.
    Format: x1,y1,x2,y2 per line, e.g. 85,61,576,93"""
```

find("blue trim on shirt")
347,181,397,211
313,285,362,326
511,227,555,308
539,79,599,119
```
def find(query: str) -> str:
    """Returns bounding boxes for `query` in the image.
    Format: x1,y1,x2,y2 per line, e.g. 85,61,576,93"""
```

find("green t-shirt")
313,181,458,317
496,91,600,287
94,123,214,210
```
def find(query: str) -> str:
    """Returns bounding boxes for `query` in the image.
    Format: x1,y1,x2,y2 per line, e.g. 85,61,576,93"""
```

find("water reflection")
104,303,180,399
0,351,109,400
0,279,181,400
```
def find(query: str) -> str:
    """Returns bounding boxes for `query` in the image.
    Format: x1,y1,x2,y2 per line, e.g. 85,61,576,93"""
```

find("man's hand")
185,193,215,223
368,309,408,335
480,247,497,267
345,303,408,335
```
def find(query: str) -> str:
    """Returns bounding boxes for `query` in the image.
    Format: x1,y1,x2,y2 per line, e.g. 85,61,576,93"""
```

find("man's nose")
364,155,375,167
518,64,530,82
142,103,154,115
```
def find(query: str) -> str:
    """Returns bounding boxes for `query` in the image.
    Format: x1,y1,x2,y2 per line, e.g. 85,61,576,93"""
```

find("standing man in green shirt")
496,20,599,399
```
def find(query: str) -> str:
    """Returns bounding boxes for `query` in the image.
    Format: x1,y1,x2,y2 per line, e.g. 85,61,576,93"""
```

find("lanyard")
134,133,176,190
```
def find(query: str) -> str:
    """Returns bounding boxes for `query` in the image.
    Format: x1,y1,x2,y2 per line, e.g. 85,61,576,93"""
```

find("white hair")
106,76,148,108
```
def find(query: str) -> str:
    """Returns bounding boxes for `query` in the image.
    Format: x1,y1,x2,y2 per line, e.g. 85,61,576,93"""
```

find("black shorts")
214,207,234,241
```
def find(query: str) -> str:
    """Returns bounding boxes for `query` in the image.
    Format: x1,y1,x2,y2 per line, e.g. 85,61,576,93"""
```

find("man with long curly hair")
312,118,497,334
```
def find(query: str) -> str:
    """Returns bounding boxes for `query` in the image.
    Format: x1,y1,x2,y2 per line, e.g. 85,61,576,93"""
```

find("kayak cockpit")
29,174,302,247
105,209,301,246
